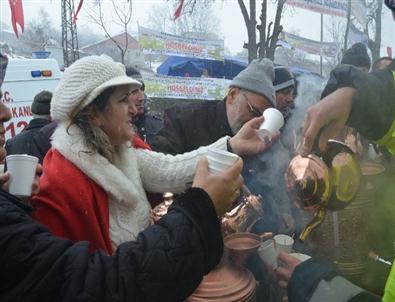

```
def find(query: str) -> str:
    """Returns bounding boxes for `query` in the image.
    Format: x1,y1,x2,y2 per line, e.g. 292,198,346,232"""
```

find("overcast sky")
1,0,394,57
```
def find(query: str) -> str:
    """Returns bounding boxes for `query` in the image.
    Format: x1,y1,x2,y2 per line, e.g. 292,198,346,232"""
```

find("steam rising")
244,74,325,234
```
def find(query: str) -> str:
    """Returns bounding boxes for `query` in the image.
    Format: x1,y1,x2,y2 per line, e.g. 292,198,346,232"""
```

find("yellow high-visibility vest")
376,71,395,154
382,70,395,302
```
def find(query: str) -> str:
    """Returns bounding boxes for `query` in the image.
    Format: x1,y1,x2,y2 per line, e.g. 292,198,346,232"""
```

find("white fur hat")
51,55,141,122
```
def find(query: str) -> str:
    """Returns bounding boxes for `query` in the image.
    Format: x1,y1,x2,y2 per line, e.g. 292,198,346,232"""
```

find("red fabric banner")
8,0,24,38
72,0,84,25
173,0,184,20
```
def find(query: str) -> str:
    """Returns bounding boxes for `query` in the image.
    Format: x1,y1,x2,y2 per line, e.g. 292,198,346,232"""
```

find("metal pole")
344,0,352,53
320,13,323,76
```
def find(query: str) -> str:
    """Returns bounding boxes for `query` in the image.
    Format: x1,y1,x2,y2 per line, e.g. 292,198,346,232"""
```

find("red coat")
32,134,152,255
31,149,113,254
132,134,151,150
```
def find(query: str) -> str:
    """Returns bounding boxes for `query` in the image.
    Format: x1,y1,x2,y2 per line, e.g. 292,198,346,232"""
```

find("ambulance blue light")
31,70,42,77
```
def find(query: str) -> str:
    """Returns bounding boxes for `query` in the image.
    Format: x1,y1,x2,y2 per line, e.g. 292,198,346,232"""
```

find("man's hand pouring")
299,87,355,156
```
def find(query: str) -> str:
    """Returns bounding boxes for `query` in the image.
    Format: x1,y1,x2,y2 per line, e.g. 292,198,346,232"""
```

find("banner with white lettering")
279,31,339,57
286,0,347,17
144,74,230,100
138,26,225,61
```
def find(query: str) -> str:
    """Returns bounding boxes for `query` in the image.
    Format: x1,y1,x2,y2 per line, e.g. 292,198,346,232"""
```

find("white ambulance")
1,58,62,140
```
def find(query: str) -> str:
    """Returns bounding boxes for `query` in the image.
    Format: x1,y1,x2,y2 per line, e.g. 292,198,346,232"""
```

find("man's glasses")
242,92,263,117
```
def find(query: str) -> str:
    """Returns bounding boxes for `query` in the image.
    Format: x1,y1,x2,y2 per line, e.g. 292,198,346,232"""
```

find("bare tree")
365,0,383,62
147,1,220,40
258,0,286,60
177,0,286,61
237,0,286,62
77,26,104,48
325,17,346,70
21,8,61,49
85,0,133,64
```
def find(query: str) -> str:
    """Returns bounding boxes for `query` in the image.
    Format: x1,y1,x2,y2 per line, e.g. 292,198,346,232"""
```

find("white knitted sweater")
51,123,229,248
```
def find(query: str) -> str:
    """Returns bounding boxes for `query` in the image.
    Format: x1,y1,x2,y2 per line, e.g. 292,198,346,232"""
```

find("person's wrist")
226,137,234,153
228,137,240,155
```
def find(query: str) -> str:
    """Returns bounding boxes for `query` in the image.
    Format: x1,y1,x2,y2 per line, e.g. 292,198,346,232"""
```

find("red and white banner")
144,74,230,100
8,0,24,38
279,31,339,58
287,0,347,17
139,26,224,61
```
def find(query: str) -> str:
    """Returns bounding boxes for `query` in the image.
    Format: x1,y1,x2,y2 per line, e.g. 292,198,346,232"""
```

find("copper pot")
221,194,264,236
285,153,331,211
285,140,361,240
187,264,256,302
223,232,261,266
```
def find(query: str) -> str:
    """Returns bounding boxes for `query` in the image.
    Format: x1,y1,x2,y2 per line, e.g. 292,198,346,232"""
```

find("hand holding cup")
258,108,284,141
275,252,302,289
206,148,240,175
6,154,39,197
258,239,279,270
193,156,243,216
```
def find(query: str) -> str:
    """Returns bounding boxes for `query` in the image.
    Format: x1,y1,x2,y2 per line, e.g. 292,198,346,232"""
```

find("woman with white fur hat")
30,55,247,255
0,53,243,302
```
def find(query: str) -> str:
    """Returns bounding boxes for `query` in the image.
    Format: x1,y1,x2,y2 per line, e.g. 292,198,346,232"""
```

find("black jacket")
0,187,223,302
322,60,395,141
151,100,232,154
288,258,380,302
5,118,52,163
134,112,163,146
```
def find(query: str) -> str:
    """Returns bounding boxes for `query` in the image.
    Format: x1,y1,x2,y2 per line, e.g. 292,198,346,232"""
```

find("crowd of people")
0,1,395,301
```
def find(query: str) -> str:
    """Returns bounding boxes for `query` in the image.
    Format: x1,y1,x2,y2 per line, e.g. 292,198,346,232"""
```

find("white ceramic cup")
6,154,38,197
274,234,294,254
258,108,284,141
206,148,240,175
258,239,278,270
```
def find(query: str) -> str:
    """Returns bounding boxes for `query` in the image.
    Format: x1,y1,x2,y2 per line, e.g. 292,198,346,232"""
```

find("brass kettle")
285,140,361,241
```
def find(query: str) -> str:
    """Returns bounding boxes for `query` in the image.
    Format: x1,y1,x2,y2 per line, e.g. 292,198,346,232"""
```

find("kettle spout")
299,207,326,241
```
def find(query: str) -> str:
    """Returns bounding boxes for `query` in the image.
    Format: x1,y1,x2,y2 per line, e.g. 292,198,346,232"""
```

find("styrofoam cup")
207,148,239,175
206,156,233,170
274,234,294,254
258,239,278,269
6,154,38,197
258,108,284,141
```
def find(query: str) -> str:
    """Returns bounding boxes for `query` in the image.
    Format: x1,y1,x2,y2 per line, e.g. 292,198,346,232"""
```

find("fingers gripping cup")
6,154,38,197
258,108,284,141
258,239,278,270
206,148,240,175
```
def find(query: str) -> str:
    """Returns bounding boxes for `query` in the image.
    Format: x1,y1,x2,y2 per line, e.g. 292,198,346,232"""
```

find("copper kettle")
285,140,361,241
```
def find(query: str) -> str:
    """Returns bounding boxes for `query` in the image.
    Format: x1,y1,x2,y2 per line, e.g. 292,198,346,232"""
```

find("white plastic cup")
206,148,240,175
274,234,294,254
258,108,284,141
258,239,278,269
6,154,38,197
